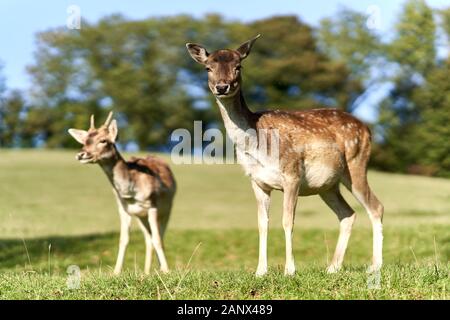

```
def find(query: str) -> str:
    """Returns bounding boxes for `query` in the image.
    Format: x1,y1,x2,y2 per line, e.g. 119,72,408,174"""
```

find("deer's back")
255,108,371,161
128,155,176,196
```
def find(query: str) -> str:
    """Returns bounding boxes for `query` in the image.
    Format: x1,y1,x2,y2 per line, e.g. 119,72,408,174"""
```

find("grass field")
0,150,449,299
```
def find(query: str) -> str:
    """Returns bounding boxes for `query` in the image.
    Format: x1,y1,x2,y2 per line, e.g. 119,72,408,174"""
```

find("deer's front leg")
282,179,300,276
251,180,272,277
147,207,169,273
114,205,132,275
137,217,154,275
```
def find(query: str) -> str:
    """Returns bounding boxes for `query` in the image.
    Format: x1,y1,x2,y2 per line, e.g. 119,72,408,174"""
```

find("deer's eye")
205,67,212,72
99,139,108,144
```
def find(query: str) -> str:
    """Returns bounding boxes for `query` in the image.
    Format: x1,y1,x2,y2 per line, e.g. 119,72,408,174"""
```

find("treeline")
0,0,449,177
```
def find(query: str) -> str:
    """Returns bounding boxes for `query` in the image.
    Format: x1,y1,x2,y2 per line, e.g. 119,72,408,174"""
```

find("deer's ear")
68,129,88,144
236,34,260,60
186,43,209,65
108,119,118,142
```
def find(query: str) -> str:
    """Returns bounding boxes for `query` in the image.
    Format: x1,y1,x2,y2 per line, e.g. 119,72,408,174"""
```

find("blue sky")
0,0,448,121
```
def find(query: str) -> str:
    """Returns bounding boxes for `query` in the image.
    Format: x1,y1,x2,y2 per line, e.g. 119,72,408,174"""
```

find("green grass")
1,265,448,300
0,150,449,299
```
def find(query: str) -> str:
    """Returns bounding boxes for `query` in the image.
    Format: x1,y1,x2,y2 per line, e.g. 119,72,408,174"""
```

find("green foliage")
441,8,450,39
371,0,450,177
389,0,436,75
21,14,356,148
318,7,383,111
407,59,450,177
0,90,27,147
243,16,355,111
0,67,32,147
0,3,449,176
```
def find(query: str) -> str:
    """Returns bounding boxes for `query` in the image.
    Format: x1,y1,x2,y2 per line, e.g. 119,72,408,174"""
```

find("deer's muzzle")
76,151,94,164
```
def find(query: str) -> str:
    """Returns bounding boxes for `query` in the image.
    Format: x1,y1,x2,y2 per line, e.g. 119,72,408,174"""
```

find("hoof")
255,268,268,277
326,265,340,274
366,264,382,274
284,265,296,276
160,267,170,274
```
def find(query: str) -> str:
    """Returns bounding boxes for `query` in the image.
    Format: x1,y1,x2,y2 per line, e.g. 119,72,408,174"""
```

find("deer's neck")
216,90,255,143
98,147,132,196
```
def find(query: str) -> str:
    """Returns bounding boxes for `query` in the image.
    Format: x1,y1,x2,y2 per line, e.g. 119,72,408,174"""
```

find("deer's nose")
76,151,90,160
215,84,230,95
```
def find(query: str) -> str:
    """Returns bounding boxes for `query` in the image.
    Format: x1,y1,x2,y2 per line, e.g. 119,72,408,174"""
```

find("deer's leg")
158,199,173,239
320,188,356,273
344,166,384,273
251,180,272,277
147,207,169,273
282,180,300,276
137,217,154,275
114,206,132,275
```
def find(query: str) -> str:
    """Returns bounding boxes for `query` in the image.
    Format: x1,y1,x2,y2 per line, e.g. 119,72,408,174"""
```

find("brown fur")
68,113,175,274
128,156,176,196
187,36,384,275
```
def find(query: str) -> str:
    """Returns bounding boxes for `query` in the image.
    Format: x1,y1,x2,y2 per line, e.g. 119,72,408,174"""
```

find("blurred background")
0,0,449,177
0,2,449,298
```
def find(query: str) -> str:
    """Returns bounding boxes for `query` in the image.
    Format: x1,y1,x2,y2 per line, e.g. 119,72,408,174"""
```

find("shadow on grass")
0,232,120,272
0,227,448,274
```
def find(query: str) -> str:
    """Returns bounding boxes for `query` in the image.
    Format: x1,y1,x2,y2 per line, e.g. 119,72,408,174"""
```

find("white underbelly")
236,146,343,193
299,162,342,195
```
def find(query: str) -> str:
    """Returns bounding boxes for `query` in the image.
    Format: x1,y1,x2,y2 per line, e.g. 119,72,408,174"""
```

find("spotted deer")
186,35,384,276
68,112,176,275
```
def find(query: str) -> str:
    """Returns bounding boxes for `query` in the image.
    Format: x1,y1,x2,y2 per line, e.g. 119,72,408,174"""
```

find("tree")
389,0,436,76
372,0,439,175
0,90,27,147
407,58,450,176
27,15,199,149
441,8,450,38
0,65,26,148
318,7,383,112
244,16,358,111
26,14,359,149
0,64,7,145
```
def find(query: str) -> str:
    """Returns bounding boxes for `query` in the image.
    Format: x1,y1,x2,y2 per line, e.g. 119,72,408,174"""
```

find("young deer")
68,112,176,275
186,35,384,276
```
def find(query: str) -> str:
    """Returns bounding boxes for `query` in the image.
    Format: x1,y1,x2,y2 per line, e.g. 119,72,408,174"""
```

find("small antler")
90,114,95,129
103,111,113,127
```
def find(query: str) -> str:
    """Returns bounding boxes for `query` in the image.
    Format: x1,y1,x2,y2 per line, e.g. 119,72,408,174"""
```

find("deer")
186,35,384,276
68,112,176,275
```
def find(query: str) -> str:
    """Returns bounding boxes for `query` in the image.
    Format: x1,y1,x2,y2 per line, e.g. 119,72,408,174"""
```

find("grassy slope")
1,150,450,236
0,150,449,299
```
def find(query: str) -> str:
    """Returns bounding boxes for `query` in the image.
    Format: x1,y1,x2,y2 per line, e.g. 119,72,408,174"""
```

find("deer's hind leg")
158,197,173,239
320,186,356,273
343,161,384,273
